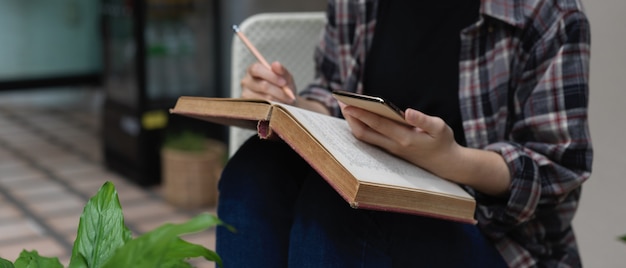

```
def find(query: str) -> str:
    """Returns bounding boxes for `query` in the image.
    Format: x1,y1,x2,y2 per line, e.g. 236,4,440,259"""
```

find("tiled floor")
0,91,217,267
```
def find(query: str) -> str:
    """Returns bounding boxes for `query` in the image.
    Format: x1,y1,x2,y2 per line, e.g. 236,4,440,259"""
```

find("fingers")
240,62,295,103
340,104,407,150
341,104,413,134
404,109,448,137
340,105,442,149
270,62,297,101
270,62,289,83
250,62,287,86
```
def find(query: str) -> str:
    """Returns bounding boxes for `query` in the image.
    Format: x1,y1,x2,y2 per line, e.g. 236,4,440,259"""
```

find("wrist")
429,143,466,182
438,146,511,196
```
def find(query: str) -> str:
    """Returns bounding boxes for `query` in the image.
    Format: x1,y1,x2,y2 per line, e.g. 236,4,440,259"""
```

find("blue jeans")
216,137,507,268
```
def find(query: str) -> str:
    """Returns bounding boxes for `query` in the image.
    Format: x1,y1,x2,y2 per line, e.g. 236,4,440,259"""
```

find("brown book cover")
170,96,477,224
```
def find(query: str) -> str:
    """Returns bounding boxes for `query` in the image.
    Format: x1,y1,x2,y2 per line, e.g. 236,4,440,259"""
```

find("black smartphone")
332,90,409,126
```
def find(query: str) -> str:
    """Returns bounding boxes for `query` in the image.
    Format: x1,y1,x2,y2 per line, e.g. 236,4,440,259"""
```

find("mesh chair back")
229,12,326,156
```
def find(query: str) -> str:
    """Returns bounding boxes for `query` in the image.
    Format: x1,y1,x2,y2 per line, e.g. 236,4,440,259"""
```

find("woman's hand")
340,104,459,174
240,61,331,115
241,61,297,104
339,103,511,196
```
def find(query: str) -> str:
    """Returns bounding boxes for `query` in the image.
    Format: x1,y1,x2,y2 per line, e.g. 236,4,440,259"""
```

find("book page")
277,105,472,199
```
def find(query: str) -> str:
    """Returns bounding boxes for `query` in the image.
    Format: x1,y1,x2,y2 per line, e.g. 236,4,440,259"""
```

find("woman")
216,0,592,267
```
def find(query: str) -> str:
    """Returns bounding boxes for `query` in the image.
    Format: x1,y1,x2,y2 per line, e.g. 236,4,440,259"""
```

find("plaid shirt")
300,0,593,267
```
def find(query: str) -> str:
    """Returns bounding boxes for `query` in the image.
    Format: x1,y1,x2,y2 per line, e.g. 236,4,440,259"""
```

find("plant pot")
161,139,226,209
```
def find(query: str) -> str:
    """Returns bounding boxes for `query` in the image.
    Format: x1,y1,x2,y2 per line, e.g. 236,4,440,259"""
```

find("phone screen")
332,91,409,126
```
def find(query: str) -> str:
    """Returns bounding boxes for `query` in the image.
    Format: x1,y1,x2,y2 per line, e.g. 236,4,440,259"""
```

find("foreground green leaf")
2,181,225,268
69,182,132,268
13,250,63,268
102,213,226,268
620,234,626,243
0,257,14,268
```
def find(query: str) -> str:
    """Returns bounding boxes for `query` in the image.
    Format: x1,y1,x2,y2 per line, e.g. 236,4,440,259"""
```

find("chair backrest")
228,12,326,156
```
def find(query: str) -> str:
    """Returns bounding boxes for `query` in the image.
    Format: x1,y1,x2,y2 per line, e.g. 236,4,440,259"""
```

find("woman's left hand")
339,102,511,196
339,103,461,177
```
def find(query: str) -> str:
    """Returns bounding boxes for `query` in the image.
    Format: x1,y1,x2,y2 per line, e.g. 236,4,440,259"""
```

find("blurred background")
0,0,624,267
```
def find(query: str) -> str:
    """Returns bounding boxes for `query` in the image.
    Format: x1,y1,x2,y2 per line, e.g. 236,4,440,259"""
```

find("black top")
363,0,480,146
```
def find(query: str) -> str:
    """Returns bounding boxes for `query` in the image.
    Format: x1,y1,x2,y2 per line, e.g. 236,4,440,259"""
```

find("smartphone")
332,90,409,126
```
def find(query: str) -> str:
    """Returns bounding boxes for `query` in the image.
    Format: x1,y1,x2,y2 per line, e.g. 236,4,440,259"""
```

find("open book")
170,96,476,224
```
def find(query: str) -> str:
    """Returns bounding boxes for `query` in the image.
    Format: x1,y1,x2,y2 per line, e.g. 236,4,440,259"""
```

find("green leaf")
68,182,132,268
0,257,14,268
13,250,62,268
620,234,626,243
102,213,226,268
163,238,223,265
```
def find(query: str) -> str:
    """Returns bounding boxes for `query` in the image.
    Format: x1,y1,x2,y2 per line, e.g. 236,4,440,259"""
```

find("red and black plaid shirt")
300,0,593,266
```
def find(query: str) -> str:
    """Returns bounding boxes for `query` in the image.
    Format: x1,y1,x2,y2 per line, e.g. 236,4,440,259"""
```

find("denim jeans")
215,137,507,268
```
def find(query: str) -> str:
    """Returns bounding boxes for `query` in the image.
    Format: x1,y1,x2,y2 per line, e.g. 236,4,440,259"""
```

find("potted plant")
0,181,232,268
161,131,226,209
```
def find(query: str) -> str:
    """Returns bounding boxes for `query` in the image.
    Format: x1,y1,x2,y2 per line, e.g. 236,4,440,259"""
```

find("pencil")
232,25,296,101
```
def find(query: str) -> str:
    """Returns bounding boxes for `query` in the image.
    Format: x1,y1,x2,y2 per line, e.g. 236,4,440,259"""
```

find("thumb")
270,61,286,74
405,109,443,136
270,62,288,83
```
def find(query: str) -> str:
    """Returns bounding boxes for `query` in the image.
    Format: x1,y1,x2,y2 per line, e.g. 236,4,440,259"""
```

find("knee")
218,138,309,199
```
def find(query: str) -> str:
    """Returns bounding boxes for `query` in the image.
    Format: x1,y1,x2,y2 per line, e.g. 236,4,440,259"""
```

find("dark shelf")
101,0,224,187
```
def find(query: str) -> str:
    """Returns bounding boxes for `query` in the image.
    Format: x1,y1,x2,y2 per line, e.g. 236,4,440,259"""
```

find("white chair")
228,12,326,156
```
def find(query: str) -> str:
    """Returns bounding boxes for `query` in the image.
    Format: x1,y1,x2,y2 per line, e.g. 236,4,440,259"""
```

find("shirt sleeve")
475,11,593,238
298,3,345,118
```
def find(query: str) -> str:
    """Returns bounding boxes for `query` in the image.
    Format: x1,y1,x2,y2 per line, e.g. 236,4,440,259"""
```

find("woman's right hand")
241,61,331,115
240,61,297,104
